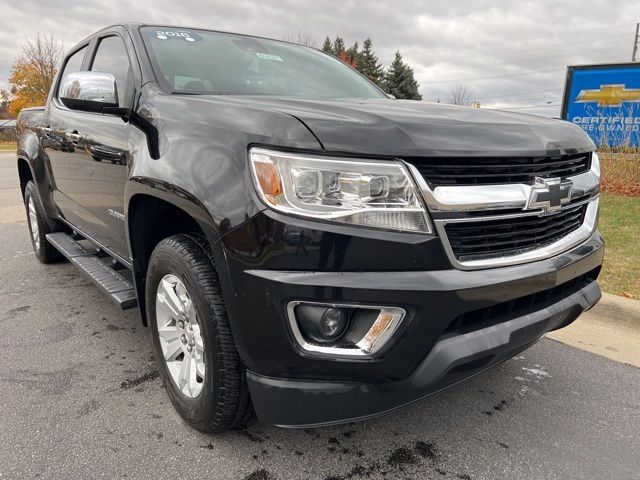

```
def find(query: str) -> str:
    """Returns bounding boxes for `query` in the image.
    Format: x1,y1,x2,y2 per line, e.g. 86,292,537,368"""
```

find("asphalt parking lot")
1,152,639,480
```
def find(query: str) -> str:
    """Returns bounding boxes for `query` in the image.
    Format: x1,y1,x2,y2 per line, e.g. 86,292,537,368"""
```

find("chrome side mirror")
59,72,119,113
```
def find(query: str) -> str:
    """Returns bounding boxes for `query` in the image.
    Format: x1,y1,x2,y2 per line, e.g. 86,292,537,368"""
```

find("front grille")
408,152,591,186
444,204,588,262
443,267,600,335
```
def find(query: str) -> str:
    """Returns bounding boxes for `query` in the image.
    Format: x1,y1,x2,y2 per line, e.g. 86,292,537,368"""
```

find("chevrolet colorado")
16,24,603,432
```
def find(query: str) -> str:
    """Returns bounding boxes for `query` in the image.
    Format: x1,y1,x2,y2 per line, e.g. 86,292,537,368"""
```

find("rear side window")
91,36,133,107
57,46,86,98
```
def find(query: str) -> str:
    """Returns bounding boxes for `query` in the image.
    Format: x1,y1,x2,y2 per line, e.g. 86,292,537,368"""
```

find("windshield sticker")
256,52,283,62
154,30,200,42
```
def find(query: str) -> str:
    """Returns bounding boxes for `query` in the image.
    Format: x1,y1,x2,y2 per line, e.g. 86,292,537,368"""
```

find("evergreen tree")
322,37,333,54
383,51,422,100
344,42,360,68
346,42,359,60
333,36,345,56
359,38,384,86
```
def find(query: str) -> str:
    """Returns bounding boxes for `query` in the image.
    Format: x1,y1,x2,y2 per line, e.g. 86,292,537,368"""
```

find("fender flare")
17,130,60,220
125,177,234,325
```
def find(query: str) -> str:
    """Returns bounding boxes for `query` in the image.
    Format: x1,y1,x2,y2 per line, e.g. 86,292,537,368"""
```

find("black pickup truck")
16,23,603,432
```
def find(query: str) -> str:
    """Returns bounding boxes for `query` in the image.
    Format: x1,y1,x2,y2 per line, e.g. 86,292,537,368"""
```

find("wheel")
24,181,63,263
146,234,253,432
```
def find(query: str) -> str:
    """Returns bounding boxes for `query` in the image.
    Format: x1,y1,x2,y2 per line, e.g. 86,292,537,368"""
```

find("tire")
146,234,253,432
24,181,63,263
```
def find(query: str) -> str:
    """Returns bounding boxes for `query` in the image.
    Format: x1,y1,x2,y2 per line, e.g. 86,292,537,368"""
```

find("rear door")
63,29,138,259
43,44,89,217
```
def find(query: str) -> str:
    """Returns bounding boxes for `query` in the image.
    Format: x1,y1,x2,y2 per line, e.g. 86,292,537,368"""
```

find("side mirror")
59,72,119,113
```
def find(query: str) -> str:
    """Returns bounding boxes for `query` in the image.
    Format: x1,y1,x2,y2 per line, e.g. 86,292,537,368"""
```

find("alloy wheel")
155,274,205,398
28,196,40,250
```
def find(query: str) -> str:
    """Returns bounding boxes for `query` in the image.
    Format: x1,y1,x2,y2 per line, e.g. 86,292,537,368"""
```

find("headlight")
249,148,432,233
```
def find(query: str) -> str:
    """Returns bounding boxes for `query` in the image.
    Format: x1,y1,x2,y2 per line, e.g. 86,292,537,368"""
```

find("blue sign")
562,63,640,147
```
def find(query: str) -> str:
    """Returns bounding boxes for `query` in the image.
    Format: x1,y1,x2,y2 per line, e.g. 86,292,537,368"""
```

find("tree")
0,90,12,119
346,42,359,62
332,36,345,56
8,34,63,117
338,50,357,68
448,84,472,106
383,51,421,100
322,36,333,54
338,42,359,68
283,31,316,47
320,35,421,94
359,38,384,86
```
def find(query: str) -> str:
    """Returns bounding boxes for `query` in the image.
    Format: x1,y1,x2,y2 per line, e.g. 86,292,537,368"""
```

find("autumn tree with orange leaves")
8,34,63,117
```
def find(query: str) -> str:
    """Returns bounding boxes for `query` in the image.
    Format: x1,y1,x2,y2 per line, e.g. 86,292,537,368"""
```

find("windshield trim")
138,25,387,99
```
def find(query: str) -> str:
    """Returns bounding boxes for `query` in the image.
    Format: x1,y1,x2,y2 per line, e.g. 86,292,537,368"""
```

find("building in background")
0,119,17,142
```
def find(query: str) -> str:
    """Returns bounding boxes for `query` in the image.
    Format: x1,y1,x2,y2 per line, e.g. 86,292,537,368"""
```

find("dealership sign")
562,63,640,147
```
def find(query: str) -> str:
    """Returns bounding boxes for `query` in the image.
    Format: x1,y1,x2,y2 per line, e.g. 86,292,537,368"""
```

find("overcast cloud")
0,0,637,116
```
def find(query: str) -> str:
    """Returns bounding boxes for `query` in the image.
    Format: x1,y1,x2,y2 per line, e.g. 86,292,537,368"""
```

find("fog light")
288,301,406,357
319,308,348,340
295,305,349,344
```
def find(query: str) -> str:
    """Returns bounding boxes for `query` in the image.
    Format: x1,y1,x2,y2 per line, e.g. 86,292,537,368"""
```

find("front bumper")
220,219,603,427
248,280,600,427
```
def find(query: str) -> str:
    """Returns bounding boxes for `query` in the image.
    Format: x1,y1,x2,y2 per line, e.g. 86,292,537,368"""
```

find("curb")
549,291,640,368
591,292,640,330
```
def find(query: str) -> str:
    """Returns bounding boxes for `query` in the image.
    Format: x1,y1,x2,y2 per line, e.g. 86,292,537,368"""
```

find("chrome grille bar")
404,153,601,270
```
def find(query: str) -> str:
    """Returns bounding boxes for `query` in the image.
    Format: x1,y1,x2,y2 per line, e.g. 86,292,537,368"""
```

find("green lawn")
598,193,640,298
0,143,16,151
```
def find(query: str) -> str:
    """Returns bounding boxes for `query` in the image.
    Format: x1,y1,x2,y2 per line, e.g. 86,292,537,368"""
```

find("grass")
598,193,640,299
599,152,640,196
0,142,16,151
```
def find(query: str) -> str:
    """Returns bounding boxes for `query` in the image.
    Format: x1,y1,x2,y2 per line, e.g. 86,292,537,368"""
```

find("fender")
125,176,222,244
16,116,61,221
125,177,248,326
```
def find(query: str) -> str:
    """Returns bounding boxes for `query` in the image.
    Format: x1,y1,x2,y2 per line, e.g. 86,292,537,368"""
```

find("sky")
0,0,638,117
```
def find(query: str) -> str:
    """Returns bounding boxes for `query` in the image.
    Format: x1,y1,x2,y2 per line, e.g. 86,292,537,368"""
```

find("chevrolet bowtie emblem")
525,177,572,214
576,84,640,107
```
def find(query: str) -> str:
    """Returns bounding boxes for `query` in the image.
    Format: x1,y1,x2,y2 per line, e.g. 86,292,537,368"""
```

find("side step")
46,232,138,310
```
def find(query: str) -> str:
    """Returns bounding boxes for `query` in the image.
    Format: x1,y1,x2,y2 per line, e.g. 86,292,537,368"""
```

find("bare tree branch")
22,33,64,94
448,84,473,106
282,31,316,47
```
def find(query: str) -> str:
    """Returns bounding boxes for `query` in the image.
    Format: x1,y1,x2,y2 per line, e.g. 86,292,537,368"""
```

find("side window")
57,46,87,99
91,36,133,107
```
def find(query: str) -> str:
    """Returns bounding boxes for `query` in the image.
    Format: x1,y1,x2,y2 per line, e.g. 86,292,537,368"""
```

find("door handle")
66,132,81,143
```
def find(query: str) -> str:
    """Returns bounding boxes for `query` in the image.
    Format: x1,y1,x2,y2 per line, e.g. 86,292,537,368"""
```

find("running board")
46,232,138,310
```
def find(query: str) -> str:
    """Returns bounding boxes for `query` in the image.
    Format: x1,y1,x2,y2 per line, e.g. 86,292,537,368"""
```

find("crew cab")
16,23,603,431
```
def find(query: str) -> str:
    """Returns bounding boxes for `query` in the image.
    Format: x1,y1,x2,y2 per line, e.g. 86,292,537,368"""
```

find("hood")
212,96,593,158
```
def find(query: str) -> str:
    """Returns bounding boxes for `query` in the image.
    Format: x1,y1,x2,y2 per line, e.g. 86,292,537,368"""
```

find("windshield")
141,27,386,100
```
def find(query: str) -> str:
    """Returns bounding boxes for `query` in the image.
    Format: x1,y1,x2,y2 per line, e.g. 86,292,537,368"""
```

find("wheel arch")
17,157,34,199
126,180,225,325
16,126,59,218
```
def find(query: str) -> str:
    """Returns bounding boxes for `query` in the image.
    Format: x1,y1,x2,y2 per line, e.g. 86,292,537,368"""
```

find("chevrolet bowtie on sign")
526,177,573,214
576,84,640,107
